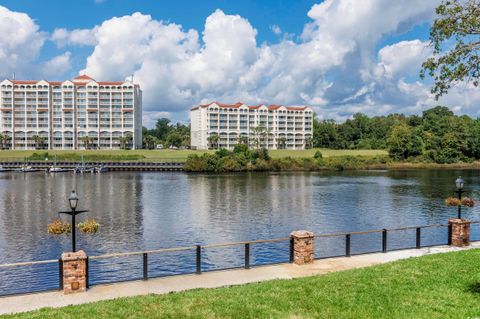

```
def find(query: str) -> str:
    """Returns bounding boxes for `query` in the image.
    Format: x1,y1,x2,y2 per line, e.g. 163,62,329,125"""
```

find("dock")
0,161,184,172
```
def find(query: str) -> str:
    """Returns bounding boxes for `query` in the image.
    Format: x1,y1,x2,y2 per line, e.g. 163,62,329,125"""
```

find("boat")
95,166,108,173
0,165,11,172
15,166,41,173
74,166,95,174
49,155,72,173
49,167,72,173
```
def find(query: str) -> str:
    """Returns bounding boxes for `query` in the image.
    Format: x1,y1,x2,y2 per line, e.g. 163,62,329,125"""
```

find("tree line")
142,118,190,149
313,106,480,164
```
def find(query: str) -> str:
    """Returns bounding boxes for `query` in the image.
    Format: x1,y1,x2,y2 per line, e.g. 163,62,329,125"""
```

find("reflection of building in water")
187,174,313,240
187,173,313,268
0,173,144,262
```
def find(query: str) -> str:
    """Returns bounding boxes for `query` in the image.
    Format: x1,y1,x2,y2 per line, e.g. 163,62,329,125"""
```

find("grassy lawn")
0,148,387,162
4,249,480,319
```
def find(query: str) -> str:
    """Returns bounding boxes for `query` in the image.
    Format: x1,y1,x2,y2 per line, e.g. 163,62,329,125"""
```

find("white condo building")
190,102,313,150
0,75,142,150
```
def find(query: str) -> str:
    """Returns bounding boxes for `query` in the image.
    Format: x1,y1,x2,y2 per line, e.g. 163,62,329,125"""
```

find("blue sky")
0,0,478,127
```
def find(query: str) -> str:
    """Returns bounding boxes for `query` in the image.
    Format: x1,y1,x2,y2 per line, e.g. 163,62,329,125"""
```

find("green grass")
0,148,387,162
4,249,480,319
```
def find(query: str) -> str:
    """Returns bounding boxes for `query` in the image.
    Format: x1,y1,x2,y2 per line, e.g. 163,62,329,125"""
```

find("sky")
0,0,479,128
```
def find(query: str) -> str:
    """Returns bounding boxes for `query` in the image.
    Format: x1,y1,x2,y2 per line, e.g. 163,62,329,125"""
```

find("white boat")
0,165,11,172
49,167,72,173
74,166,95,174
95,166,108,173
15,166,41,173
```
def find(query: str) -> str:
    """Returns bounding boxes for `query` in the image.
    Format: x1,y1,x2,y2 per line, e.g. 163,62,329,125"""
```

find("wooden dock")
0,161,184,172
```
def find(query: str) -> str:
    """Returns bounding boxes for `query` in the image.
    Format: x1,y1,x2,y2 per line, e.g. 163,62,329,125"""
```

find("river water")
0,169,479,295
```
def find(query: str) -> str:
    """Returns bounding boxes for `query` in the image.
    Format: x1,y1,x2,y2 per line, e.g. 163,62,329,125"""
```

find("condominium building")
190,102,313,150
0,75,142,150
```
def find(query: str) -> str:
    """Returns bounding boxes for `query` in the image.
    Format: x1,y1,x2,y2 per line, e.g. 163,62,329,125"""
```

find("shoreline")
3,155,480,172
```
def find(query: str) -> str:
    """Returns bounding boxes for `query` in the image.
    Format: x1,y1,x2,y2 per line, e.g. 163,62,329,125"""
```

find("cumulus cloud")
51,27,97,47
76,1,450,125
0,5,46,78
375,40,432,80
40,52,72,78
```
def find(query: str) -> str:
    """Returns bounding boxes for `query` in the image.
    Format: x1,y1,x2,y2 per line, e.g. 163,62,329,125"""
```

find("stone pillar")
449,218,471,247
61,250,87,294
290,230,315,265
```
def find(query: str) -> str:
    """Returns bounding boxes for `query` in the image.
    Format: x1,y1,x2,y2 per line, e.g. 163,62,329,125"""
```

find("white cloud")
40,52,72,78
51,27,97,47
270,25,281,35
76,1,446,125
0,5,46,78
375,40,432,80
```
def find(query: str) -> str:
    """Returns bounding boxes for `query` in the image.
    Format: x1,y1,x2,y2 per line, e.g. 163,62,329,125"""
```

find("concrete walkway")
1,242,479,315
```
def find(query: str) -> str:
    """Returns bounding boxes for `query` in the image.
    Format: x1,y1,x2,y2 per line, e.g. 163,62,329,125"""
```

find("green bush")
183,147,390,172
314,151,323,159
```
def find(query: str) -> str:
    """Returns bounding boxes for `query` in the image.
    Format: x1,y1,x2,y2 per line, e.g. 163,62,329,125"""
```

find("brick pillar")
449,218,471,247
290,230,315,265
61,250,87,294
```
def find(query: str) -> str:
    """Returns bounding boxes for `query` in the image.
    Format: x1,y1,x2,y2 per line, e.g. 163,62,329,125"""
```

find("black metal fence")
1,221,479,297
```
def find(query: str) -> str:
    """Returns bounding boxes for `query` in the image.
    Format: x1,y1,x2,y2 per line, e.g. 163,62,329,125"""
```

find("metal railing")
0,221,479,297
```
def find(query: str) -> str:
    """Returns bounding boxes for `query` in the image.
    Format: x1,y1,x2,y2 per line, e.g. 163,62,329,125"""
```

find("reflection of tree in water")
387,169,480,221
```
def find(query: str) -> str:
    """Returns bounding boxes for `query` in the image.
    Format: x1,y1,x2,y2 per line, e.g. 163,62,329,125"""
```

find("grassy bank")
4,249,480,319
0,149,386,162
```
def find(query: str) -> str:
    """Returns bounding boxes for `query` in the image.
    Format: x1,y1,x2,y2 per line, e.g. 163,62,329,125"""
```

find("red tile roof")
192,102,309,111
12,80,38,85
74,74,94,81
97,82,125,85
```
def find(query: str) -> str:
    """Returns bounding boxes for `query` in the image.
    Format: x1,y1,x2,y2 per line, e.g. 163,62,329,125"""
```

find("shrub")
233,144,249,154
314,151,323,159
215,148,231,158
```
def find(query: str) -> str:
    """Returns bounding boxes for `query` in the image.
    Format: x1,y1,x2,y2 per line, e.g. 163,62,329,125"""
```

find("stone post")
61,250,87,294
290,230,315,265
449,218,471,247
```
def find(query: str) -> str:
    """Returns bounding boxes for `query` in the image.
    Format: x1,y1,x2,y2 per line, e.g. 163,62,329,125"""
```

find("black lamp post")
59,190,88,252
455,176,465,219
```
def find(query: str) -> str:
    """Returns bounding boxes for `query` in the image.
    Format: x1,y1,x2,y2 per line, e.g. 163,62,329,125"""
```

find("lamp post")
455,176,465,219
59,190,88,252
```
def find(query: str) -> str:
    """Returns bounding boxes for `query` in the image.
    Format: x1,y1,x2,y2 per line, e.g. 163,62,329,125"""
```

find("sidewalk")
1,242,479,315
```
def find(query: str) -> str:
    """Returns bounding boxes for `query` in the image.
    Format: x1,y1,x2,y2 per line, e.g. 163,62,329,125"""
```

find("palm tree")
143,135,156,149
32,135,46,150
238,135,249,146
80,136,93,150
305,137,313,149
252,125,266,149
277,137,287,149
2,135,11,150
207,134,219,149
125,134,133,149
119,136,127,150
0,134,5,150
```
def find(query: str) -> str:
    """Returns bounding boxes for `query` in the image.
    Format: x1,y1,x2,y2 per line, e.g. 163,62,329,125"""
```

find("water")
0,169,479,295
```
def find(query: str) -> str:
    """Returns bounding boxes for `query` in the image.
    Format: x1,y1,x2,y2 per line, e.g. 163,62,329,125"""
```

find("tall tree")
155,118,172,141
420,0,480,98
207,134,219,149
387,124,423,160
